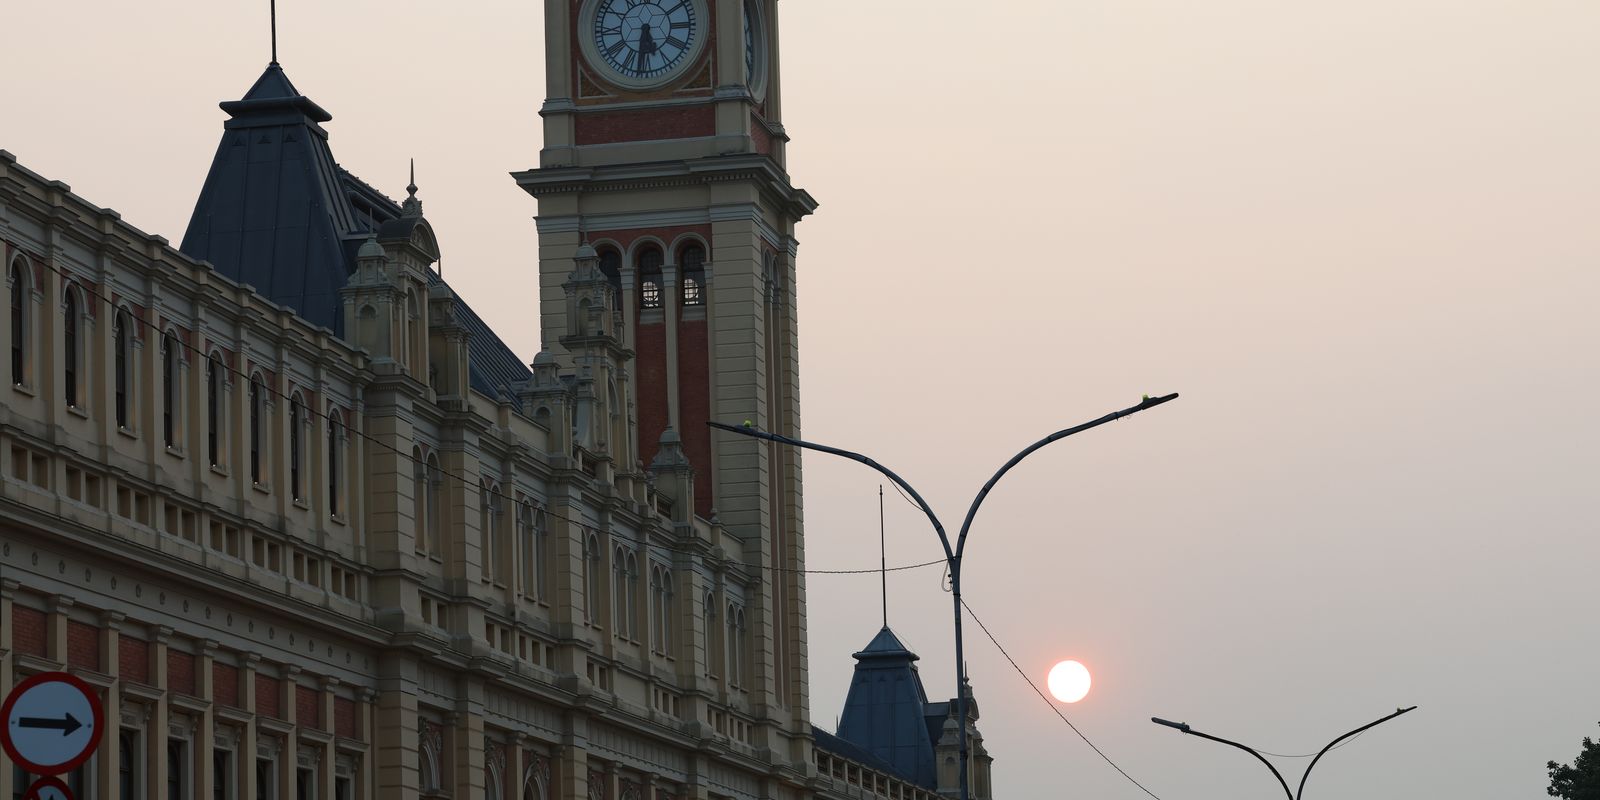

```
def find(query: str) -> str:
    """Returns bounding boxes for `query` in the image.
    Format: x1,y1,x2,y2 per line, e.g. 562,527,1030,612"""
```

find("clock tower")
514,0,818,776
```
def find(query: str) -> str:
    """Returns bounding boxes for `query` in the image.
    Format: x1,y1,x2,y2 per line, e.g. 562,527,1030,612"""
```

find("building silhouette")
0,2,992,798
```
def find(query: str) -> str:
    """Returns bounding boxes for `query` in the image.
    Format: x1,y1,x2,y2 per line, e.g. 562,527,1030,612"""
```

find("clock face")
592,0,698,82
743,0,766,97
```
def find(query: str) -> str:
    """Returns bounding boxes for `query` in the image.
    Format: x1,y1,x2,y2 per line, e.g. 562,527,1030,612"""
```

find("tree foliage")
1549,725,1600,800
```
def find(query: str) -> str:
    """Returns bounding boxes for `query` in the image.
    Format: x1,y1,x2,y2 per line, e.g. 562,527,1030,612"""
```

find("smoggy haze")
4,2,1597,797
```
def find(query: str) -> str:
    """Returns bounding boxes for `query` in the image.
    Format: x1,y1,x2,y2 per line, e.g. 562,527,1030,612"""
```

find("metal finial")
879,484,888,629
402,158,423,216
270,0,279,65
407,158,417,198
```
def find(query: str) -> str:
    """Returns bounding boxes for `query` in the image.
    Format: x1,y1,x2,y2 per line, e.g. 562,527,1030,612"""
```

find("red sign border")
0,672,104,776
21,776,74,800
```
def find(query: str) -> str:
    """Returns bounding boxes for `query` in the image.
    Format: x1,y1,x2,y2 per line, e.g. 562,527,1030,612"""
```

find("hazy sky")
5,1,1599,797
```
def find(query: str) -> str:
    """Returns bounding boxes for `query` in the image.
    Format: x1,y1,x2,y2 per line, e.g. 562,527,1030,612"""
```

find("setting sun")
1048,660,1092,704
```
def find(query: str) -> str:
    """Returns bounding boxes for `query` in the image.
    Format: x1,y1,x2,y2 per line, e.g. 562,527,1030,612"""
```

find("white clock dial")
592,0,698,82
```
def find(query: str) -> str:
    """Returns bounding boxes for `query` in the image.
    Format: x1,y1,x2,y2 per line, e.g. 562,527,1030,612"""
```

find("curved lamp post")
1150,706,1418,799
710,392,1179,800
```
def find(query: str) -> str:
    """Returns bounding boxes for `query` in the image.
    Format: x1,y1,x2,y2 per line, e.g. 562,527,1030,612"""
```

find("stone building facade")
0,1,991,798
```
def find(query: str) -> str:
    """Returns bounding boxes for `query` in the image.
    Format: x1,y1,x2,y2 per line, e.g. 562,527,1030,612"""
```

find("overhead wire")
961,596,1165,800
24,257,945,577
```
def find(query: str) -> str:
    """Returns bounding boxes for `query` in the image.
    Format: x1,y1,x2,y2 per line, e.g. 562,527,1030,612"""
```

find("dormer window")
681,244,706,306
638,247,664,310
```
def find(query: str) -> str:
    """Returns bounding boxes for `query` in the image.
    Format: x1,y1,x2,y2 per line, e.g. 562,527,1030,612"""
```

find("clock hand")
637,22,656,72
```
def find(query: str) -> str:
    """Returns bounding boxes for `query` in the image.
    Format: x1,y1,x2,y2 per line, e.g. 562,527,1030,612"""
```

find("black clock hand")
637,23,656,73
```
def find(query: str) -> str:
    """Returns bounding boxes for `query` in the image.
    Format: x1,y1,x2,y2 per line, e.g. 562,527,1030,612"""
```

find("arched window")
426,454,443,555
583,532,601,625
10,258,28,386
290,396,305,500
63,287,79,408
613,546,629,638
249,375,264,483
161,332,179,447
114,310,131,428
651,566,674,656
327,409,344,517
626,552,640,641
480,481,500,582
418,724,440,793
522,759,549,800
412,448,428,553
206,354,224,466
534,508,548,602
518,502,536,596
727,603,747,687
638,247,664,309
703,592,718,679
680,243,706,306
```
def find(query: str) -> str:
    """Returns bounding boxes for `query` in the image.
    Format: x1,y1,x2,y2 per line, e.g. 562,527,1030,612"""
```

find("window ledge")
209,463,229,477
251,481,271,496
116,425,138,441
291,498,309,510
11,382,35,397
329,513,347,526
164,445,185,459
66,404,89,419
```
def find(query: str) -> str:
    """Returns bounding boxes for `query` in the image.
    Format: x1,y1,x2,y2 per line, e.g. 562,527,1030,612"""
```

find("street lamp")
710,392,1179,800
1150,706,1418,799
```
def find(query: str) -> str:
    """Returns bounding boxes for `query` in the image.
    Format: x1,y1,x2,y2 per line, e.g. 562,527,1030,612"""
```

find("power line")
960,597,1165,800
22,257,945,577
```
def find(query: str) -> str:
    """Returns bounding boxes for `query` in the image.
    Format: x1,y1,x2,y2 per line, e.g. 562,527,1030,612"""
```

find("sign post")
1,672,103,780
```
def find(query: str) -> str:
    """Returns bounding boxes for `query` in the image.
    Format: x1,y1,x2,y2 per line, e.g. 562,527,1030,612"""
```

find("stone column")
373,686,420,800
662,262,681,430
197,641,218,800
99,611,126,800
241,654,261,800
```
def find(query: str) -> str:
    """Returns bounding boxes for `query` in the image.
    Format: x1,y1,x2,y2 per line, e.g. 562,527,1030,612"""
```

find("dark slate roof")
811,727,913,781
180,62,531,397
834,627,940,790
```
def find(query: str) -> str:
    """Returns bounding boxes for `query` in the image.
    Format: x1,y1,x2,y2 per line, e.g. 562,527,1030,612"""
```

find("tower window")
638,248,664,310
328,410,344,517
10,258,27,386
114,310,131,429
290,396,304,500
681,244,706,306
249,375,264,483
63,288,79,408
162,332,179,447
207,354,223,467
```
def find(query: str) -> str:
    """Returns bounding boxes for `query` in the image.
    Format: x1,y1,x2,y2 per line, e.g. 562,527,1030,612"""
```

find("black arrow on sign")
16,713,82,736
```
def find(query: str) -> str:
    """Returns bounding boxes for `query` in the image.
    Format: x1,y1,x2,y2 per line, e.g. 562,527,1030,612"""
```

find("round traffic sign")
22,777,74,800
0,672,103,776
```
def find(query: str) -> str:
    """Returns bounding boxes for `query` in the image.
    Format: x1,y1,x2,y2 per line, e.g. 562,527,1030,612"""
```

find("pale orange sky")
4,1,1599,796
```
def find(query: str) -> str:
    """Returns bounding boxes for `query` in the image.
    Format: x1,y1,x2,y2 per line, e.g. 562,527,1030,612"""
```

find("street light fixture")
710,392,1179,800
1150,706,1418,800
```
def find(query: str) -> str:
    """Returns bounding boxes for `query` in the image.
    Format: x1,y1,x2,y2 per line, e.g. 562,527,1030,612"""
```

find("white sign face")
1,673,102,776
23,777,74,800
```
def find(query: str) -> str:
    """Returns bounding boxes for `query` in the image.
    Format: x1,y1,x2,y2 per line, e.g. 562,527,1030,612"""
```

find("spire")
879,484,888,629
402,158,423,216
269,0,279,65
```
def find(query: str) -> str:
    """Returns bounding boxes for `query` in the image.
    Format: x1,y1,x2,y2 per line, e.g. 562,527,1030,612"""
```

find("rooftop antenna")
270,0,279,65
879,484,888,629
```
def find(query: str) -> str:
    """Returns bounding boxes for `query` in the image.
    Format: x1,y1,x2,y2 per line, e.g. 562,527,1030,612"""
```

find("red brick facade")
214,663,240,708
576,105,716,146
296,684,322,729
335,696,357,739
120,636,150,684
677,318,714,517
256,674,281,718
66,620,99,670
12,606,46,657
168,650,197,696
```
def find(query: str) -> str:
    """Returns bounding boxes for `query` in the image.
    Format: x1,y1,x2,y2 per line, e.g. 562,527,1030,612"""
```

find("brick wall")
66,621,99,670
168,650,196,696
575,105,716,146
12,607,46,657
120,637,150,684
296,685,321,730
214,663,240,708
256,674,281,719
334,697,357,739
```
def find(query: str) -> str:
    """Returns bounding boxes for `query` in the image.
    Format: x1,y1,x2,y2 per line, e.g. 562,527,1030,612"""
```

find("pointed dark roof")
180,63,351,332
180,64,531,396
834,627,939,789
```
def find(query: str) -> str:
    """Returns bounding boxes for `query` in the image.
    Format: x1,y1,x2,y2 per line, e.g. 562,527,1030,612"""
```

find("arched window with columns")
114,309,133,429
161,331,180,448
680,243,706,306
638,246,664,309
327,408,345,517
289,395,305,501
62,286,81,408
8,256,28,387
206,353,225,467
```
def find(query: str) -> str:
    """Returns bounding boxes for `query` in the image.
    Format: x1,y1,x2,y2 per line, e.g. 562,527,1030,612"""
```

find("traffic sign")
1,672,103,776
22,777,74,800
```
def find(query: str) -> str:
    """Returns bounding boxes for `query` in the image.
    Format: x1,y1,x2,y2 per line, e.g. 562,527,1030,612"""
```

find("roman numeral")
671,20,690,30
664,36,688,50
606,40,629,58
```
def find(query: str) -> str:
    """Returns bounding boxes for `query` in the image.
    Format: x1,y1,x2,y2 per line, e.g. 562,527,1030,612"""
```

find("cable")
23,257,946,577
1253,729,1367,760
961,597,1165,800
